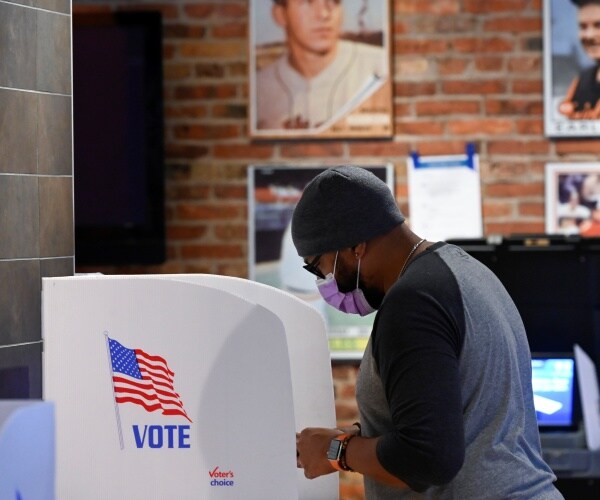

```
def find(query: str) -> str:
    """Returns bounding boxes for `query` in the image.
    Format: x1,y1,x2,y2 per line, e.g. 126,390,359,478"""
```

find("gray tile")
37,9,71,94
0,174,40,258
40,256,73,277
0,259,41,344
0,341,43,399
3,1,71,14
0,3,37,90
38,93,72,175
0,89,38,174
38,176,74,257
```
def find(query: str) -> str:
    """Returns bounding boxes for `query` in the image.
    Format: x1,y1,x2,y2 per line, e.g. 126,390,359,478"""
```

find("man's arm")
295,427,409,489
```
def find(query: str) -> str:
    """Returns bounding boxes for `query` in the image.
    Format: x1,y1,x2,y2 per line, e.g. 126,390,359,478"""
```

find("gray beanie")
291,166,405,257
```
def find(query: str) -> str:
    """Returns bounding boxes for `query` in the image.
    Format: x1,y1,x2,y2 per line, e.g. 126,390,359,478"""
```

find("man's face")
274,0,343,56
578,4,600,62
314,250,384,310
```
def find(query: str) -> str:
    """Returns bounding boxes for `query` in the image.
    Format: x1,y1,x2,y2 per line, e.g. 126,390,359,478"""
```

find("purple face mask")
316,252,375,316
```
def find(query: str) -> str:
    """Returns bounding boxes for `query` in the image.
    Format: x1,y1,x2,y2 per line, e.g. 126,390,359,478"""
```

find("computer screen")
532,355,577,429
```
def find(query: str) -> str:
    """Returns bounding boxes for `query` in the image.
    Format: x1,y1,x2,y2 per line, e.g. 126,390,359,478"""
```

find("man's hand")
296,427,341,479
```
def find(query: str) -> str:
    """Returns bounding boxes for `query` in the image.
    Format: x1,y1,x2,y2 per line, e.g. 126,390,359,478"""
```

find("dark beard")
360,280,385,310
336,263,384,310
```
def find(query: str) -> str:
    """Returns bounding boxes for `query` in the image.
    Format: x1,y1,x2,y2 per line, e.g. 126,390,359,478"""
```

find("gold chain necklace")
398,238,426,279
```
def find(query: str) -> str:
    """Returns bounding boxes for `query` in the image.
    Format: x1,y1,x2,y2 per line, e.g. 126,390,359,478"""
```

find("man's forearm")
345,436,410,489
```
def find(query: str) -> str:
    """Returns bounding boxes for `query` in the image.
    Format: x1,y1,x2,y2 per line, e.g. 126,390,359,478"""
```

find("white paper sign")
574,344,600,451
407,147,483,242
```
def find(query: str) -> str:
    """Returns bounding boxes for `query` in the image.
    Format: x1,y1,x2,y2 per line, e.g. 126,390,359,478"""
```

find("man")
256,0,387,130
559,0,600,119
292,166,563,499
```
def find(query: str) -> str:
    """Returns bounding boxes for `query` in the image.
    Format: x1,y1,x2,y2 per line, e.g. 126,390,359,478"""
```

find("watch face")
327,438,342,461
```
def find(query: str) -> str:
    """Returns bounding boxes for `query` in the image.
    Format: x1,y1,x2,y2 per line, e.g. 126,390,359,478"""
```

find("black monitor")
448,236,600,372
73,11,165,266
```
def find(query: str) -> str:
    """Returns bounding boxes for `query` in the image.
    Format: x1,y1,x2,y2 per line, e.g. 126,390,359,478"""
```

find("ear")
352,242,367,260
272,4,287,29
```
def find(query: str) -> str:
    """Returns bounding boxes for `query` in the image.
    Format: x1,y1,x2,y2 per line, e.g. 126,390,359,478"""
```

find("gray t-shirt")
355,243,563,499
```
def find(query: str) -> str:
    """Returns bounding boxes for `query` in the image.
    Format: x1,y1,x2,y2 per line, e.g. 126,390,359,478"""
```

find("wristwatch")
327,433,354,472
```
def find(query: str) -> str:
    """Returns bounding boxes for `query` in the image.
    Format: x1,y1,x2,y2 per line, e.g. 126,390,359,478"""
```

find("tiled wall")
0,0,73,398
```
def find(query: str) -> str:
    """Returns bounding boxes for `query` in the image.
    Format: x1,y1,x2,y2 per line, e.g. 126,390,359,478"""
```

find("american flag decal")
107,337,192,423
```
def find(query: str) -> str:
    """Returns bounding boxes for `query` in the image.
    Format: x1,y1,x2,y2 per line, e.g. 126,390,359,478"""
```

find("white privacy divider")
42,276,300,499
0,401,55,500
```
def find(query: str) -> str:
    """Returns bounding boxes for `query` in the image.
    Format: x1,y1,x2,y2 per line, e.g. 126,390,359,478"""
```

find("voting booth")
42,275,337,499
0,401,55,499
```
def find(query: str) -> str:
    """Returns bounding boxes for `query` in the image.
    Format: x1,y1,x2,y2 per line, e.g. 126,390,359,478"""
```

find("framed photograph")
543,0,600,137
545,163,600,235
247,164,395,360
249,0,393,140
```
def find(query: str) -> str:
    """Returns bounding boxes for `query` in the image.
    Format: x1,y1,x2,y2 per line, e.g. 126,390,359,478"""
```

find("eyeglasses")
303,254,325,279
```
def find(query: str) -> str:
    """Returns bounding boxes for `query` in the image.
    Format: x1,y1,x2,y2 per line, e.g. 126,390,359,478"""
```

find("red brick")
335,403,360,421
486,161,528,178
169,185,211,200
213,144,274,159
483,17,542,33
166,105,208,119
166,144,210,159
280,142,344,158
181,244,244,259
214,185,247,200
214,224,247,240
442,80,506,95
415,100,480,116
484,222,545,235
451,37,515,53
167,225,208,240
216,4,247,17
73,5,111,13
176,204,241,220
173,124,241,140
117,3,179,19
555,140,600,154
438,58,470,75
394,120,445,135
174,85,237,100
519,202,545,216
395,81,437,97
485,183,544,197
211,104,247,119
485,98,543,116
482,201,514,218
475,56,505,72
163,24,206,39
348,142,411,157
179,41,246,58
515,118,544,135
512,80,543,94
413,140,472,156
395,0,460,14
464,0,530,13
487,140,549,155
447,118,513,135
507,56,542,73
164,63,192,81
212,23,247,38
183,4,214,18
394,39,448,55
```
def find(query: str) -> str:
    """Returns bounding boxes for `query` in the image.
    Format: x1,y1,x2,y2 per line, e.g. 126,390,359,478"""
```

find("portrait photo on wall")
544,0,600,137
248,0,393,140
247,164,395,359
545,163,600,236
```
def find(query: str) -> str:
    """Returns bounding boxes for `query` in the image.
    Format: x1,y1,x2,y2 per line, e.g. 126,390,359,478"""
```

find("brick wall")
73,1,598,498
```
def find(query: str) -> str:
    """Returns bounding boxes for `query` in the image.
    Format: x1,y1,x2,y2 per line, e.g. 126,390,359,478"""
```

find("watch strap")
328,433,355,472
